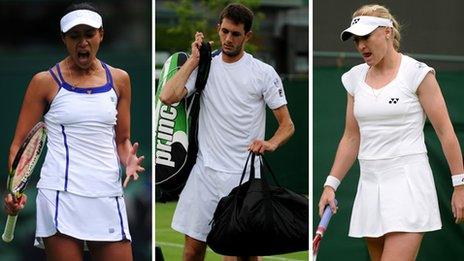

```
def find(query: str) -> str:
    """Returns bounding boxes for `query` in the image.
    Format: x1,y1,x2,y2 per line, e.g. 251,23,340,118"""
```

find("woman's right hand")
318,186,337,217
3,194,27,216
451,186,464,223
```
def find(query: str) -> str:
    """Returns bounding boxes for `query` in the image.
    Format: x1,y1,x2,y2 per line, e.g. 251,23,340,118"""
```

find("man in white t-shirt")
159,3,294,261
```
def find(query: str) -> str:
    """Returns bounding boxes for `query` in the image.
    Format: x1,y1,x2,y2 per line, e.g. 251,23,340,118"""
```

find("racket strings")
16,135,41,173
11,129,46,192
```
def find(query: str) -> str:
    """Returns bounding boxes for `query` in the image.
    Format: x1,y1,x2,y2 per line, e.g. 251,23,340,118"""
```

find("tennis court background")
0,1,151,260
314,0,464,259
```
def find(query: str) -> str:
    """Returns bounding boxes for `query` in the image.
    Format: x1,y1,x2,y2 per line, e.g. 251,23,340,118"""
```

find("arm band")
452,174,464,187
324,175,341,191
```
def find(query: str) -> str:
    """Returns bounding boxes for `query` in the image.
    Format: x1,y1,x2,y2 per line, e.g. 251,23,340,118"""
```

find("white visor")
340,16,393,41
60,10,103,33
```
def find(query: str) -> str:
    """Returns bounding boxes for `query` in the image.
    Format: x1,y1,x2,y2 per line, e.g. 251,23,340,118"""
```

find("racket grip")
2,215,18,242
319,199,338,229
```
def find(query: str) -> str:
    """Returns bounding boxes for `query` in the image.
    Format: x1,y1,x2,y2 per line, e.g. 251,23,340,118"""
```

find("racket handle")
2,215,18,242
319,199,338,228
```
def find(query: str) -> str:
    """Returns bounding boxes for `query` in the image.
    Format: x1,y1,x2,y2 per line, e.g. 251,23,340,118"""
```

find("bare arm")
248,105,294,154
327,94,360,182
418,72,464,223
5,71,52,215
113,68,145,188
9,72,52,169
159,32,203,105
318,94,360,216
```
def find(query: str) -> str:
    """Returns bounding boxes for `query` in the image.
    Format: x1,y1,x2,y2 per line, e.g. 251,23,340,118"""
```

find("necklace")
66,58,97,88
370,86,385,100
365,67,390,101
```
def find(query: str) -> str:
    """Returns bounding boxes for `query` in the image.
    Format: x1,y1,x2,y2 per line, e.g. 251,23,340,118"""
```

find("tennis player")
3,3,144,260
318,4,464,261
159,3,294,261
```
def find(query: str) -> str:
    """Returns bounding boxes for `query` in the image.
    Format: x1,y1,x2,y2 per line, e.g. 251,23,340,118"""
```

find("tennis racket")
313,199,338,261
2,122,47,242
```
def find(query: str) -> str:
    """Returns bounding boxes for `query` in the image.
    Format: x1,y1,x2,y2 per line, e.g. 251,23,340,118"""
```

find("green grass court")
156,202,309,261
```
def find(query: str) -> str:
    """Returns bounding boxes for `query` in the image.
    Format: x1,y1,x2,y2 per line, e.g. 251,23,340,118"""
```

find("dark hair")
63,2,102,17
219,3,254,33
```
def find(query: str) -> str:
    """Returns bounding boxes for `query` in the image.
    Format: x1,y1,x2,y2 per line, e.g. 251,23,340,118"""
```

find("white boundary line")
156,241,306,261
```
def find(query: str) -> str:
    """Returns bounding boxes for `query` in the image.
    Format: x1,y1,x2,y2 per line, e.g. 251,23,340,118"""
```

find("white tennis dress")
34,62,131,247
342,54,442,237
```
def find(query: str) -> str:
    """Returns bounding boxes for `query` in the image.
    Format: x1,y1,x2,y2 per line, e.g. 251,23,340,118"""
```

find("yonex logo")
389,98,399,104
352,18,360,25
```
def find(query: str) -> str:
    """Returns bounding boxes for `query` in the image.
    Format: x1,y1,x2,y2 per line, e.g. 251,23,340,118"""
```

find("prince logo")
389,98,399,104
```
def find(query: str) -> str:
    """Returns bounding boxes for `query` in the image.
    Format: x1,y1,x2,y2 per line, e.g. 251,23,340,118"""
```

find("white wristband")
452,174,464,187
324,175,341,191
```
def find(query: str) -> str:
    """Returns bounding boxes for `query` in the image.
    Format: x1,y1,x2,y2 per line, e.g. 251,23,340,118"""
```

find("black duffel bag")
206,152,309,256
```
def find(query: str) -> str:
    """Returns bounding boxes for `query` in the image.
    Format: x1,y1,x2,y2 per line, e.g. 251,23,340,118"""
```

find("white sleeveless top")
341,55,434,160
37,62,123,197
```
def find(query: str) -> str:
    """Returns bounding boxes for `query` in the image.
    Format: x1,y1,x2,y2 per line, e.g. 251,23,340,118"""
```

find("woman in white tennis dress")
4,3,144,260
318,4,464,261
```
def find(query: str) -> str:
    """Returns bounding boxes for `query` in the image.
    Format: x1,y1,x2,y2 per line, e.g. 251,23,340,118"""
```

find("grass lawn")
155,202,308,260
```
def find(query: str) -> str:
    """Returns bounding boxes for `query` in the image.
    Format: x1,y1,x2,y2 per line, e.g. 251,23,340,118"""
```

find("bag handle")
239,152,255,186
239,152,282,187
260,155,282,187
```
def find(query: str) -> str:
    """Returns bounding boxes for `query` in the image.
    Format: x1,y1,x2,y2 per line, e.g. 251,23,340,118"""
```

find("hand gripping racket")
2,122,47,242
313,199,338,261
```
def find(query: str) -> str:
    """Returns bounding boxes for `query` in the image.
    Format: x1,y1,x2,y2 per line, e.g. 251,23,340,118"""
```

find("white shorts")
35,188,131,248
349,154,442,238
171,159,257,242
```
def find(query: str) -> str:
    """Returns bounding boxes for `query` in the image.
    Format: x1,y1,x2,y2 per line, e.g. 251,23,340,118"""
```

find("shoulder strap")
55,63,66,83
48,65,62,87
101,61,114,86
194,42,212,94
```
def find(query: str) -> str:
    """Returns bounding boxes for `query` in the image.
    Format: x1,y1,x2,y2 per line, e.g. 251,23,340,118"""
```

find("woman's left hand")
451,186,464,223
123,142,145,188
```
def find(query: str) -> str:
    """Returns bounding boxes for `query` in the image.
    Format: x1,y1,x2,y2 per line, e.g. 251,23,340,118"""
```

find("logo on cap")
352,18,360,25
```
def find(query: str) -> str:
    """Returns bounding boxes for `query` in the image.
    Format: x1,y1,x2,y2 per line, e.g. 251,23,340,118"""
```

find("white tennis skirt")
349,153,442,238
34,188,131,248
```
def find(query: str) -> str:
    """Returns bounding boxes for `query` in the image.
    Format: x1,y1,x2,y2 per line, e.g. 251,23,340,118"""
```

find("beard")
222,44,242,57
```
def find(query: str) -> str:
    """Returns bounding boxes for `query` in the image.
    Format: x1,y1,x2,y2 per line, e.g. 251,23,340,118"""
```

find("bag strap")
260,155,282,187
239,152,255,185
194,42,212,94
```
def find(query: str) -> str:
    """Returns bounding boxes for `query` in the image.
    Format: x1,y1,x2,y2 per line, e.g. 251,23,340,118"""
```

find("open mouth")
77,51,90,60
362,52,372,59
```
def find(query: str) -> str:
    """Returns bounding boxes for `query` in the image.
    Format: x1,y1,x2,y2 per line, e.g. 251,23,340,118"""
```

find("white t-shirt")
341,54,434,160
186,51,287,173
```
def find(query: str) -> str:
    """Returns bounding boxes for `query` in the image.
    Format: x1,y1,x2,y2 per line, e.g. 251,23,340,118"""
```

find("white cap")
340,16,393,41
60,9,103,33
